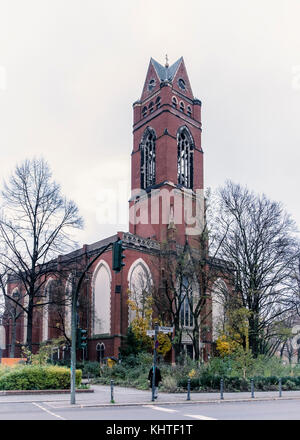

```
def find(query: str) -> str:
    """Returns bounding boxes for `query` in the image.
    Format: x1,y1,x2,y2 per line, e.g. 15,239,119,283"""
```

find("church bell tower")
129,56,204,247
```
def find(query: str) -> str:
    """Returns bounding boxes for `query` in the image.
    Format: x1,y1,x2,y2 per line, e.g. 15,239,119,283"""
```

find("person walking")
148,365,162,399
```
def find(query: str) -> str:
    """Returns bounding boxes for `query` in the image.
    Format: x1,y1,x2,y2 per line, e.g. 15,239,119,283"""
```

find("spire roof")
150,57,183,83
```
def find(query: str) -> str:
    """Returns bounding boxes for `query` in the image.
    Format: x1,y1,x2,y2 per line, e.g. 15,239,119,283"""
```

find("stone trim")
122,232,160,251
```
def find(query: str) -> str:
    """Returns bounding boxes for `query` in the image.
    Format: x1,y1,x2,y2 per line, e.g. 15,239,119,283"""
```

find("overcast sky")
0,0,299,247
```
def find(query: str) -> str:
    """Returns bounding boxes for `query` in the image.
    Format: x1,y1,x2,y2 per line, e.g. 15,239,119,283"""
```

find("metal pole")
220,378,224,400
110,379,114,403
279,378,282,397
152,323,159,402
70,275,77,405
251,379,254,398
187,378,191,401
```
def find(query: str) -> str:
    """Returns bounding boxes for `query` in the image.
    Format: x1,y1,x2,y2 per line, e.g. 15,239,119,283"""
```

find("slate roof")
150,57,183,82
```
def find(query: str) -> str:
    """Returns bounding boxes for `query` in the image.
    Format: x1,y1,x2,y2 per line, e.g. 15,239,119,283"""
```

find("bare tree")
153,189,234,363
0,158,83,352
211,180,299,357
153,247,186,362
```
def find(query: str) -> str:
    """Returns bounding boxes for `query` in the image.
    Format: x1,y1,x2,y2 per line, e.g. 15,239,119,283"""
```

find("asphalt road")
1,399,300,420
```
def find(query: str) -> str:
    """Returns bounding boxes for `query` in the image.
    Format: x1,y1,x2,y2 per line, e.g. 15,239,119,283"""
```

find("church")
4,56,227,363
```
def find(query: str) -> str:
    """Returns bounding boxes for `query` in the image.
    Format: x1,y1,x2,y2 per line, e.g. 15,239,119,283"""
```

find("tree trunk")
26,296,34,354
173,326,182,363
249,314,260,357
192,326,200,361
9,316,17,358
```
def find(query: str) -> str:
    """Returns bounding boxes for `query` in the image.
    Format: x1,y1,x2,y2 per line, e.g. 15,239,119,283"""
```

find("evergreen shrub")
0,365,82,390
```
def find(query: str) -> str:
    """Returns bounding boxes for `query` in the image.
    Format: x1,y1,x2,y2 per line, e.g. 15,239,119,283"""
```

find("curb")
38,395,300,409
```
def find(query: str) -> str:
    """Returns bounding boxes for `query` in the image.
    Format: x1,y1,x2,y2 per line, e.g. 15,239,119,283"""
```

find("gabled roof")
150,57,183,83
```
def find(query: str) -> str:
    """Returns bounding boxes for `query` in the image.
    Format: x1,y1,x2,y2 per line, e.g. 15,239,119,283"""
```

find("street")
1,398,300,420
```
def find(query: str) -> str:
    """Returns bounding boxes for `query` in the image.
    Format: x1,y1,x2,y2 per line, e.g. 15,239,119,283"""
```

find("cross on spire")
165,54,169,68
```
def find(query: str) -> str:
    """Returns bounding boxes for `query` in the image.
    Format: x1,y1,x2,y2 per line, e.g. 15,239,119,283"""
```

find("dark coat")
148,367,162,387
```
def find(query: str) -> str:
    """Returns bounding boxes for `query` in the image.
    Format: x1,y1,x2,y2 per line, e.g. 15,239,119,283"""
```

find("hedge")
177,375,300,392
0,365,82,391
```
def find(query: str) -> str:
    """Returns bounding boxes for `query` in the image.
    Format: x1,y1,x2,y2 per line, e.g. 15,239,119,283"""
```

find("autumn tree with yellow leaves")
127,274,171,357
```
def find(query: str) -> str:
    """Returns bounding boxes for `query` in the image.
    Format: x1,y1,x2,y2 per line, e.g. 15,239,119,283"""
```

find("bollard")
110,379,115,403
279,378,282,397
187,378,191,401
251,379,254,398
220,378,224,400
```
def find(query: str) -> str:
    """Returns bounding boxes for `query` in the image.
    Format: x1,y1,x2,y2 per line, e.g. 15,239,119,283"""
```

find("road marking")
32,402,66,420
143,405,178,413
185,414,217,420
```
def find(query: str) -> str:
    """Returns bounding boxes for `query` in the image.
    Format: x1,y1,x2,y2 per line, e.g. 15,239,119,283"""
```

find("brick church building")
3,57,227,363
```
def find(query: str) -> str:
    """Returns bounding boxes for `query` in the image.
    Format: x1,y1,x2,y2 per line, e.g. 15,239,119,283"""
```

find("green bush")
0,365,82,390
0,365,9,378
177,377,200,389
251,376,278,391
282,379,297,391
77,361,100,378
224,376,249,392
88,351,300,393
161,375,178,393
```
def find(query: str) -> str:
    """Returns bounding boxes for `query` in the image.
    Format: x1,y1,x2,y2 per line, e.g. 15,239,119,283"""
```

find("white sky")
0,0,299,247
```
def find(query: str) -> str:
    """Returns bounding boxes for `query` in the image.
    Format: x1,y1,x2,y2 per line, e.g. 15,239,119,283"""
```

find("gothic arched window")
140,127,156,190
92,261,111,335
177,126,194,189
96,343,105,363
179,276,194,328
128,259,153,325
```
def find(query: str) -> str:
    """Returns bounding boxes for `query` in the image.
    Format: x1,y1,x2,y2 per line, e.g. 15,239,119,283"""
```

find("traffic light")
77,328,87,350
112,239,125,272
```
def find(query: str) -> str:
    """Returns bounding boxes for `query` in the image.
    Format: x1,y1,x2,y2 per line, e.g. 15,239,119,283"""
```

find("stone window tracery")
177,126,194,189
180,276,194,328
140,127,156,190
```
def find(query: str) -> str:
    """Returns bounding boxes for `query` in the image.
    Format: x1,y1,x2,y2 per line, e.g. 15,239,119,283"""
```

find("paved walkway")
1,384,300,407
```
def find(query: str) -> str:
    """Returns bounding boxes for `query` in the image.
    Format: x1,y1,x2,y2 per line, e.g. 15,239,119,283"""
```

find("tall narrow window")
177,126,194,189
96,343,105,363
140,127,156,189
180,276,193,328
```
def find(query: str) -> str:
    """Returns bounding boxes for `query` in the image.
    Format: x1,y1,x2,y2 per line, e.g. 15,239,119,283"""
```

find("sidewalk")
1,384,300,407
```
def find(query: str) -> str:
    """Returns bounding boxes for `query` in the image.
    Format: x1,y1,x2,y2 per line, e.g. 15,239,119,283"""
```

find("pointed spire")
150,57,183,82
